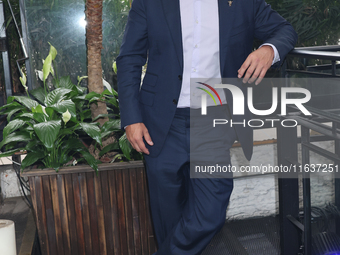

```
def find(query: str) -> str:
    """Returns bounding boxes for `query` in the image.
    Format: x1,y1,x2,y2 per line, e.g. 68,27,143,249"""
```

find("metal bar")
288,116,340,141
19,0,32,91
301,126,312,255
277,119,300,255
285,69,340,78
297,135,334,144
288,49,340,61
0,0,13,99
302,142,340,163
332,60,337,76
307,63,340,71
281,59,287,78
294,45,340,51
334,122,340,236
304,105,340,124
287,215,305,232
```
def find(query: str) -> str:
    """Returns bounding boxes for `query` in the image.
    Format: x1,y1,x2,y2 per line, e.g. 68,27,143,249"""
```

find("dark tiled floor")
0,196,35,254
203,216,280,255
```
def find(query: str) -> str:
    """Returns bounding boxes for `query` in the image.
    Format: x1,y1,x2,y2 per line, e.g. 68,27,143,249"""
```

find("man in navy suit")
117,0,297,254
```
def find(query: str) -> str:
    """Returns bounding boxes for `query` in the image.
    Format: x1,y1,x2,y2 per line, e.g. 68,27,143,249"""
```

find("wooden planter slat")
22,162,157,255
94,171,107,255
42,176,58,255
50,175,65,255
100,171,115,254
64,174,79,255
57,175,72,255
122,169,134,255
116,169,129,254
130,168,141,254
137,168,148,254
71,173,86,255
78,173,93,255
30,177,49,255
86,172,101,255
108,170,121,255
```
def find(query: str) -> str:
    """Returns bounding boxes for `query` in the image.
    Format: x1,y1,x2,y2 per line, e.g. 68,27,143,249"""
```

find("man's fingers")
242,60,256,83
238,58,251,79
238,45,274,85
125,123,153,155
135,138,150,154
255,68,267,85
143,129,154,146
248,65,263,84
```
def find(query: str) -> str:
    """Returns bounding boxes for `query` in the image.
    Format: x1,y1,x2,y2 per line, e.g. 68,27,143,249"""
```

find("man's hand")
126,123,153,155
238,45,274,85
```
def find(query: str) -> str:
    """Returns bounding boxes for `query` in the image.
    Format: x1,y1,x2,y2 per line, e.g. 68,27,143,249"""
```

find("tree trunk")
86,0,108,126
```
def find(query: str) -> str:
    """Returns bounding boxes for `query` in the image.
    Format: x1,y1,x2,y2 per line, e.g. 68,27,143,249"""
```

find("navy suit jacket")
117,0,298,160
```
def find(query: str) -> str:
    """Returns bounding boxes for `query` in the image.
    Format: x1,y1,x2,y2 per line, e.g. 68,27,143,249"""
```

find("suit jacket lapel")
161,0,183,70
218,0,236,75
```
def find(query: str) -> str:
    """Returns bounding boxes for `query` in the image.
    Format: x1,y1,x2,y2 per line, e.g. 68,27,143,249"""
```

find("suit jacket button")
178,75,182,80
173,99,177,105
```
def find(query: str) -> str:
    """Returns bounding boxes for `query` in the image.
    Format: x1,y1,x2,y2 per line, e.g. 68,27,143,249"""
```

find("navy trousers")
144,107,236,255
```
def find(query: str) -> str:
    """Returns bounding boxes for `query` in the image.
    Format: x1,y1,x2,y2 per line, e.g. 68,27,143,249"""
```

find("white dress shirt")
178,0,280,108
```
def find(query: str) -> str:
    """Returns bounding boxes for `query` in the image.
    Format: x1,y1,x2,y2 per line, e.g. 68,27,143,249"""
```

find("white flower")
62,109,71,124
35,70,44,81
103,78,113,94
19,70,27,91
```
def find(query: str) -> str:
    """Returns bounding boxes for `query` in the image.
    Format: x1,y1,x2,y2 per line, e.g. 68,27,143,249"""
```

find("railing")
278,45,340,255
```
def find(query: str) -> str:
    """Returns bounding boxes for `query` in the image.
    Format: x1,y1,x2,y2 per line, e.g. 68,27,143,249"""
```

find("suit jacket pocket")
139,89,155,106
142,72,158,87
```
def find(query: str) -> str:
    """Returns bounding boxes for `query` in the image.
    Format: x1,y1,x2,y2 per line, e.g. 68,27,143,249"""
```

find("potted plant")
0,45,156,255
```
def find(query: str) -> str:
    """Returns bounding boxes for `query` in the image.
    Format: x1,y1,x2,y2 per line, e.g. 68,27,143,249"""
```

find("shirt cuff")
259,43,280,65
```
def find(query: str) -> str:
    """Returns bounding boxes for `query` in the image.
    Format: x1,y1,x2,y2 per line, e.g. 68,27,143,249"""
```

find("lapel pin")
228,1,233,6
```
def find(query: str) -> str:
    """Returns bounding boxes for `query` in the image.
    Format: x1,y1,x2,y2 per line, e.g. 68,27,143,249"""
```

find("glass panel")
24,0,130,90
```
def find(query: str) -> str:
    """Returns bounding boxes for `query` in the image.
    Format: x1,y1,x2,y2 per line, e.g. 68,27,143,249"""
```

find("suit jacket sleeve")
253,0,298,66
116,0,148,129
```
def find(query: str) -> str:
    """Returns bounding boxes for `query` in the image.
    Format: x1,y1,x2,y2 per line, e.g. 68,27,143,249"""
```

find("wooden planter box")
22,161,157,255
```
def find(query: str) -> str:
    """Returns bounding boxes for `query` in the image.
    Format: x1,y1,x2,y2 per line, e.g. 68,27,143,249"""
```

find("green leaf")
0,148,24,158
25,140,42,152
33,120,61,150
44,88,72,106
61,138,84,151
47,100,76,119
18,113,35,120
48,43,57,60
33,112,47,123
76,85,87,94
104,96,119,108
43,54,52,81
79,123,102,145
99,142,119,157
0,131,31,149
13,96,39,110
32,105,46,114
85,91,101,101
3,119,26,137
45,107,54,118
58,128,75,136
20,151,45,170
92,114,110,122
78,149,98,172
6,108,24,122
119,133,132,160
102,119,121,133
30,87,46,105
58,76,75,90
